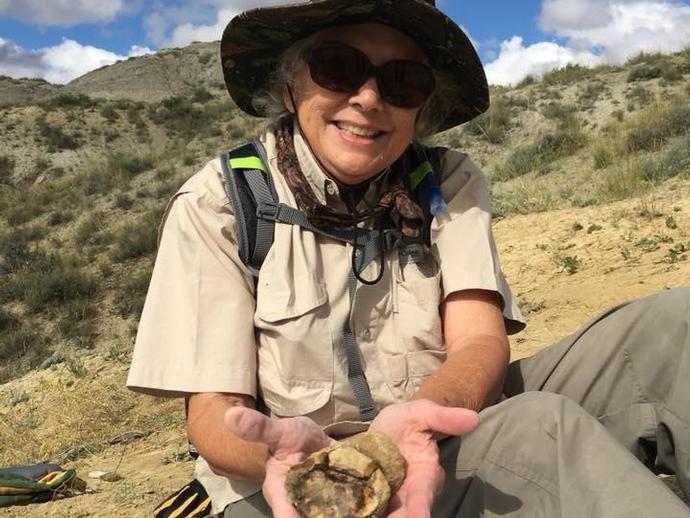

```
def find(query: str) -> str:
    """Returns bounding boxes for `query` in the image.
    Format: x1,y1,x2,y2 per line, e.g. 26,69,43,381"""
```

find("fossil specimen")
285,432,406,518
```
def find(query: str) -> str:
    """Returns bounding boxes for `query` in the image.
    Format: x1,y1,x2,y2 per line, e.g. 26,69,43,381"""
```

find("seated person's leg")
433,391,689,517
504,287,690,498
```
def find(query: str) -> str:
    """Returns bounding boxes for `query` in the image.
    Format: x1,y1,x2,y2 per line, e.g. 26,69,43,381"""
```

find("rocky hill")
0,75,61,105
0,42,689,516
66,41,226,102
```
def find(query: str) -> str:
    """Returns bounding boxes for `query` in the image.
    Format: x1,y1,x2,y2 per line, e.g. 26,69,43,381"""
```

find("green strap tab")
409,160,433,191
228,156,266,172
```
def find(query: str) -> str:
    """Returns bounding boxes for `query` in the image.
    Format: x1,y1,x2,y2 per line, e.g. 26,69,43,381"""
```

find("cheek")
393,111,418,143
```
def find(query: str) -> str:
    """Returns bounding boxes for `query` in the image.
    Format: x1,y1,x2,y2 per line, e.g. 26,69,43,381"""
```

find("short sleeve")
431,149,525,334
127,160,258,397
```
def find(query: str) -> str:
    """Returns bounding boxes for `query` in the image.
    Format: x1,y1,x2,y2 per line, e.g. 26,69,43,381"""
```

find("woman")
128,1,690,516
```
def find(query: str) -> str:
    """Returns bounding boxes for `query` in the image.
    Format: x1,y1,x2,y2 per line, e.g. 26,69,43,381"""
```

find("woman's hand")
369,399,479,518
224,406,332,517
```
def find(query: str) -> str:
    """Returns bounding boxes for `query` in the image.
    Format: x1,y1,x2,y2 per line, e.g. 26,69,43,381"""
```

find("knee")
635,287,690,327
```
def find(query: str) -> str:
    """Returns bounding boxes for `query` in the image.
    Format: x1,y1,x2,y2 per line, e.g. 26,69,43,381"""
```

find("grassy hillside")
0,42,689,514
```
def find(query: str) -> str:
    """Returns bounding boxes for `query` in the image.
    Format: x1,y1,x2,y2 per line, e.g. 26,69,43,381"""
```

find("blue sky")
1,0,689,85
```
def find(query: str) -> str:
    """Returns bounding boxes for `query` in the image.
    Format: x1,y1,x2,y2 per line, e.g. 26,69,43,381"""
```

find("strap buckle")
256,202,280,222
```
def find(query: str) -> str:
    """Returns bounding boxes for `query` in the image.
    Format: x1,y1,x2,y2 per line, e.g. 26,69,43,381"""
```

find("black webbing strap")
220,142,277,275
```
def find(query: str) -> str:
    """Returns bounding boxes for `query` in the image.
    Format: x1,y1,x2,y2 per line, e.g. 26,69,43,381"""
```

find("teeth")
337,123,382,137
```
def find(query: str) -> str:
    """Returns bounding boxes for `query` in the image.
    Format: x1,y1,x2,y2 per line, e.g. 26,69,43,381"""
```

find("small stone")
88,471,122,482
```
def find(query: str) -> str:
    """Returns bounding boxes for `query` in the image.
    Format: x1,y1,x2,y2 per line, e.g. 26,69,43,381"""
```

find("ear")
283,84,296,114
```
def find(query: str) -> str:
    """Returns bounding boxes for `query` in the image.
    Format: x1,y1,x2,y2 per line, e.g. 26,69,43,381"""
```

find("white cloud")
484,0,690,85
144,0,287,48
539,0,690,63
484,36,601,85
163,7,236,48
0,37,153,84
0,0,126,26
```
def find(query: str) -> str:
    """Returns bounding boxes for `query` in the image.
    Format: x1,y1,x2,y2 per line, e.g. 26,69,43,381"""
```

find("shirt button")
326,182,337,196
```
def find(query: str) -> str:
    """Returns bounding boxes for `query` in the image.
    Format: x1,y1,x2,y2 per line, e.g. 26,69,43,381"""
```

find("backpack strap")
220,141,276,276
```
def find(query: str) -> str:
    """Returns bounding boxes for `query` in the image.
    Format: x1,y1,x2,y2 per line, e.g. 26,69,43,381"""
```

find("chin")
333,162,379,183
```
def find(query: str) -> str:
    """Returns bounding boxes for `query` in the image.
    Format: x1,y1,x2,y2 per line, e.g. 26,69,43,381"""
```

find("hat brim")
220,0,489,132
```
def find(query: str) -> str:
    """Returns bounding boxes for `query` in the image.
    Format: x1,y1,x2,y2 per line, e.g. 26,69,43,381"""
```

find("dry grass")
0,357,182,467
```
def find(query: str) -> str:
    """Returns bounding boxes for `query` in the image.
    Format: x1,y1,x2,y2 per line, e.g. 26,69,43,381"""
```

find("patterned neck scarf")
275,116,425,238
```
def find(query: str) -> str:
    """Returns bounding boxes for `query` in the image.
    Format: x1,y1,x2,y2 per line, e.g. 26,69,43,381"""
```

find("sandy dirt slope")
1,179,689,517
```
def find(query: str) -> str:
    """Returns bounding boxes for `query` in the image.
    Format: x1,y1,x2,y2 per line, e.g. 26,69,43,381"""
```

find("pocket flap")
261,381,331,417
255,273,328,322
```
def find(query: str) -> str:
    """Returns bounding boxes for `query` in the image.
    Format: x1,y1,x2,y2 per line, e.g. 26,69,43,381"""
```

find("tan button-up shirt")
127,121,524,513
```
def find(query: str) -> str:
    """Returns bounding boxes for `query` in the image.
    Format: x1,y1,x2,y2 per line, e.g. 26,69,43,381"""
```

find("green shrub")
109,210,160,262
0,307,18,332
192,86,214,103
28,268,98,312
47,211,74,226
577,81,607,108
625,100,690,152
0,155,15,184
57,299,97,348
543,64,591,86
0,327,45,378
197,52,213,64
99,104,119,122
463,96,513,144
36,116,82,150
0,228,45,274
45,93,95,109
5,255,99,312
110,152,154,179
592,144,614,169
541,102,576,122
626,84,654,105
637,136,690,182
661,66,683,83
115,268,153,319
627,64,663,82
74,215,107,246
516,75,536,88
499,118,586,180
114,193,134,210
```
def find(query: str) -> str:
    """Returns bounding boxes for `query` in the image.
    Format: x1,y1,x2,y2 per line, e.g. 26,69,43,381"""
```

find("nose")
348,76,384,112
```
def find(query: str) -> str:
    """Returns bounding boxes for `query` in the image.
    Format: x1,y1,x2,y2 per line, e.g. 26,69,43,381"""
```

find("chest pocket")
254,270,333,417
384,244,445,401
393,244,444,346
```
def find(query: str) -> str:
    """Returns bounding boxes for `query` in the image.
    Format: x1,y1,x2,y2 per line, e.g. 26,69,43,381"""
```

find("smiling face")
283,23,427,185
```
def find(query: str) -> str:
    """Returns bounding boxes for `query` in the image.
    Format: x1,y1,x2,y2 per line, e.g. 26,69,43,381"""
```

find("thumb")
420,403,479,436
224,406,284,449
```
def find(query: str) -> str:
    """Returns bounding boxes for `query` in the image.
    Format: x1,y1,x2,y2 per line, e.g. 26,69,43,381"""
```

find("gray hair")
250,36,455,139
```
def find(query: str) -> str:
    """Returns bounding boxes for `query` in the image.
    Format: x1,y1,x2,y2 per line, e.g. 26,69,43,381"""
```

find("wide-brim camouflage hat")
220,0,489,132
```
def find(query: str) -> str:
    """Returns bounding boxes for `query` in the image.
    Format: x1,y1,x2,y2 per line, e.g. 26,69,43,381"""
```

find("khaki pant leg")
432,392,689,518
504,287,690,497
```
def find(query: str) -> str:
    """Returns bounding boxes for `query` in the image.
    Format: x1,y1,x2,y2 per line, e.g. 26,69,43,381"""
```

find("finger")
263,484,301,518
419,403,479,436
224,406,282,446
405,489,434,518
224,407,330,453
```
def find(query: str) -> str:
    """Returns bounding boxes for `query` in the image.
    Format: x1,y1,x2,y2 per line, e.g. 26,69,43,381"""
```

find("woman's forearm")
411,334,509,412
186,392,268,482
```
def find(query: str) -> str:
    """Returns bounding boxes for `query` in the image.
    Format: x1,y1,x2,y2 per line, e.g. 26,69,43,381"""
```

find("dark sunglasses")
303,41,435,109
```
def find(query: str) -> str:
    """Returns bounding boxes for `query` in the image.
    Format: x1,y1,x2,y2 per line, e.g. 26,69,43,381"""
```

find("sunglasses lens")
307,43,368,93
378,61,435,108
306,42,435,109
